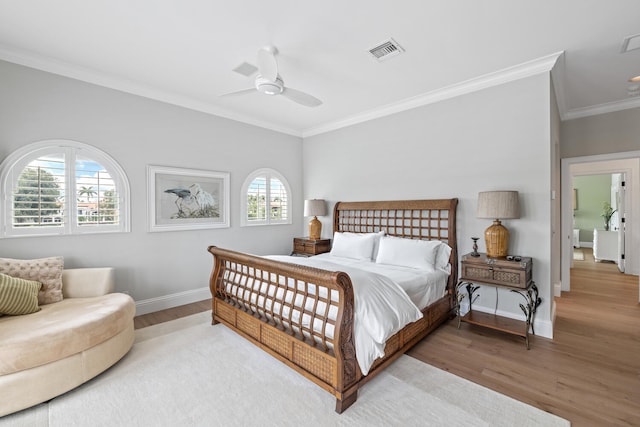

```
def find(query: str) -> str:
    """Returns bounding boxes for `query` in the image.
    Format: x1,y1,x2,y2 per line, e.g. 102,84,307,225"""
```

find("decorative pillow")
0,273,42,315
375,236,442,270
0,256,64,305
330,232,377,260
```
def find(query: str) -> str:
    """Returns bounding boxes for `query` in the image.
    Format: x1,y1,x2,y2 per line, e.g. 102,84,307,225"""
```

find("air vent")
233,62,258,77
621,33,640,53
368,38,404,61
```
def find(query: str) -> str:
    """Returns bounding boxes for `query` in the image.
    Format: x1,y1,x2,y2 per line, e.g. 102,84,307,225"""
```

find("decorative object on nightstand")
456,252,541,349
304,199,327,240
470,237,480,257
477,191,520,258
292,237,331,256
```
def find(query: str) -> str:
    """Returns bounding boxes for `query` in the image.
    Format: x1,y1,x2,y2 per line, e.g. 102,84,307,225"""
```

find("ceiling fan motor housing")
255,76,284,95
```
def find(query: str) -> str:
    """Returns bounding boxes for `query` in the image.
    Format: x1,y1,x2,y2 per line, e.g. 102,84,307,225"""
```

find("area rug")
1,312,569,427
573,249,585,261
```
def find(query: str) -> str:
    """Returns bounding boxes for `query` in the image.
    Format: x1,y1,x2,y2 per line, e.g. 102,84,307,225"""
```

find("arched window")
241,168,292,226
0,140,130,237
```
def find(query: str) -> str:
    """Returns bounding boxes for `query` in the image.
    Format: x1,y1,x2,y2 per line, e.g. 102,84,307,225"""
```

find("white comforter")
312,253,449,310
266,255,426,375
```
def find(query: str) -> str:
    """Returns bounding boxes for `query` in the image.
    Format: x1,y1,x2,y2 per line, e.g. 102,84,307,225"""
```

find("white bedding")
312,253,449,310
264,254,449,375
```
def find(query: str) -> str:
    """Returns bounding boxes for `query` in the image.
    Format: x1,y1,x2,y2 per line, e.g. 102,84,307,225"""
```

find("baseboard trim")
135,287,210,316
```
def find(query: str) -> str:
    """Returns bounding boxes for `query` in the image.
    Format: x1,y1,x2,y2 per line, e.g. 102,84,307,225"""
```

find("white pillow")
330,232,377,260
369,231,386,259
436,243,452,271
375,236,442,270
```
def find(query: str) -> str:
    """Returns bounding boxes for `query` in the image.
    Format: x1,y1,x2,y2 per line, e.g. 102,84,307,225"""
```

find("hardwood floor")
409,248,639,427
135,248,639,426
133,299,211,329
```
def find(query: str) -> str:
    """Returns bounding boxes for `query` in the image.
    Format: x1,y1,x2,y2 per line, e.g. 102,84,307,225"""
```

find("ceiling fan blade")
281,87,323,107
257,47,278,81
219,88,256,98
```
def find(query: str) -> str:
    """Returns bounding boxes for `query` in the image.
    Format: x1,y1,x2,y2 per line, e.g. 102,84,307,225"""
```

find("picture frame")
147,165,230,232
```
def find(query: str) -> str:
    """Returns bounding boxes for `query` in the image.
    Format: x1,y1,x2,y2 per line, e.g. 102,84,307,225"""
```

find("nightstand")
456,253,541,349
292,237,331,256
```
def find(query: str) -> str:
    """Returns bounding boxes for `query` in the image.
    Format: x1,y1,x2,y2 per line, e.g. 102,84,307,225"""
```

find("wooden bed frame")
208,198,458,413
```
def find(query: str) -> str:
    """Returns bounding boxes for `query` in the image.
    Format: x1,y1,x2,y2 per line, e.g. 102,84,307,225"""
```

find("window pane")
76,156,119,226
12,155,65,227
247,176,267,221
270,178,288,221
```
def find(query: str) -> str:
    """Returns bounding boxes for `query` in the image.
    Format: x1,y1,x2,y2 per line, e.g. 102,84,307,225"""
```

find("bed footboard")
208,246,360,411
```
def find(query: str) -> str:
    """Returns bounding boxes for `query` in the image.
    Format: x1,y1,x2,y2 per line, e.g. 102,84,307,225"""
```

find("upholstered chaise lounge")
0,266,135,416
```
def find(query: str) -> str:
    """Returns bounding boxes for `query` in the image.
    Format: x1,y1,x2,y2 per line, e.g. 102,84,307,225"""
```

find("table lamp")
477,191,520,258
304,199,327,240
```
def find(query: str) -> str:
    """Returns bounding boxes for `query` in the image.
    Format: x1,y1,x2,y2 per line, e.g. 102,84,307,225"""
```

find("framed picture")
147,165,230,232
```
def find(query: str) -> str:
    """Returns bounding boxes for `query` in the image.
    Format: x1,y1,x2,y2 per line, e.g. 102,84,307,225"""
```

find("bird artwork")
164,184,218,219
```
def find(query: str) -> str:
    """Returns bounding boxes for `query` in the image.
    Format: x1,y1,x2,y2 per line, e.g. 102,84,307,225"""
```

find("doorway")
573,173,624,271
560,152,640,300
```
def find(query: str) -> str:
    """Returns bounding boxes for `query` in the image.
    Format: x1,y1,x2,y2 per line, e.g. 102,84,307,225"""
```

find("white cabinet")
573,229,580,248
593,229,618,262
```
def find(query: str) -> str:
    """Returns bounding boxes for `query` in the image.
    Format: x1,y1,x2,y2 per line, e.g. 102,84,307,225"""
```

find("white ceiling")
1,1,639,137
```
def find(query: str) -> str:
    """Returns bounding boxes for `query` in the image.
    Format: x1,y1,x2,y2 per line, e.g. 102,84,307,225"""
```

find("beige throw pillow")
0,273,42,315
0,256,64,305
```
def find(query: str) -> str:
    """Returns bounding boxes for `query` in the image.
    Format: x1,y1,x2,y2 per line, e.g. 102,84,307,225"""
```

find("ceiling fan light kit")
255,76,284,95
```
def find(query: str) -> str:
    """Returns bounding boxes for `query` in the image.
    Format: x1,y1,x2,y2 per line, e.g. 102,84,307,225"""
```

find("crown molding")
550,51,568,119
302,52,564,137
0,44,302,137
15,43,627,135
562,96,640,121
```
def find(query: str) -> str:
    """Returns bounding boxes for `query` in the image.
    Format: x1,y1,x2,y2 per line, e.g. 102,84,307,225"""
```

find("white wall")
303,73,555,338
0,60,302,313
561,107,640,158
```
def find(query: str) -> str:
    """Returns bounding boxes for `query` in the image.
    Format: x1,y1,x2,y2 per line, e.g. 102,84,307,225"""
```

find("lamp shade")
477,191,520,219
304,199,327,217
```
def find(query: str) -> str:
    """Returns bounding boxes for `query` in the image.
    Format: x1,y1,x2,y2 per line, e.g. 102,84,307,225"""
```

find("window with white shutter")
241,168,291,226
0,140,130,237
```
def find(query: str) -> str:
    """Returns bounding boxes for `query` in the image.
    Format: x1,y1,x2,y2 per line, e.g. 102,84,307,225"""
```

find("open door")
616,174,626,273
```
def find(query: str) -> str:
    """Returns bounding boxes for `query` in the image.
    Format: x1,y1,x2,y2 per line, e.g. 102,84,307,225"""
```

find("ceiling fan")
221,46,322,108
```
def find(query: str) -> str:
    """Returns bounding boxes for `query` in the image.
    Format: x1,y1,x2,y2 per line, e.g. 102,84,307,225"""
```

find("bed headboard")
333,198,459,286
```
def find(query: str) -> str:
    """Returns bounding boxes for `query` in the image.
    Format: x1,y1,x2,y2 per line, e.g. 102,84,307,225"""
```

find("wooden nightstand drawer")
292,238,331,256
461,253,532,289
